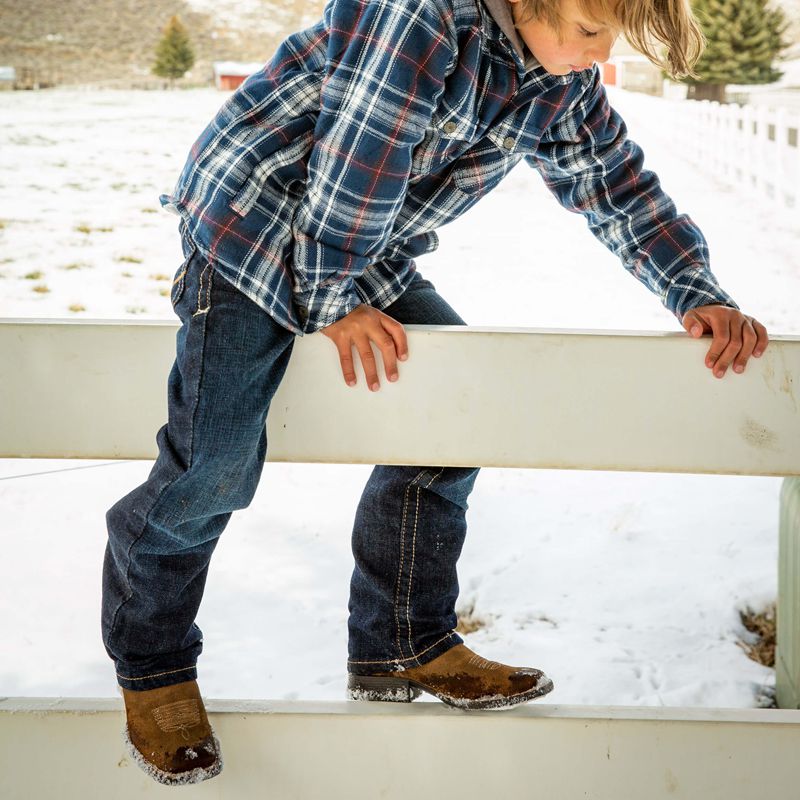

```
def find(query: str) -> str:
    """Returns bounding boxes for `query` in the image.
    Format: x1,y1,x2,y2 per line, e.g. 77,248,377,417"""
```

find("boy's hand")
321,305,408,391
681,305,769,378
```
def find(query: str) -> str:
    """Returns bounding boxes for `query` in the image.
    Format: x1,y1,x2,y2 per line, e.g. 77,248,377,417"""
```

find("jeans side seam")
393,483,410,660
186,279,213,469
394,468,426,660
404,468,444,662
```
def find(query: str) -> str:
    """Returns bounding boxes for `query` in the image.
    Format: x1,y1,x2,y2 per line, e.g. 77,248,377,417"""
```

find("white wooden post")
772,108,788,206
789,111,800,208
741,104,755,191
721,103,737,183
754,105,770,198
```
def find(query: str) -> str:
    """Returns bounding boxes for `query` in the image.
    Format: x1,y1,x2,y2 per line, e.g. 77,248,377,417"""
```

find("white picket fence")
668,98,800,208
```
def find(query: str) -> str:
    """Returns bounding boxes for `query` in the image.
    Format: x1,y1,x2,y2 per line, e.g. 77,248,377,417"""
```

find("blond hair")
515,0,705,78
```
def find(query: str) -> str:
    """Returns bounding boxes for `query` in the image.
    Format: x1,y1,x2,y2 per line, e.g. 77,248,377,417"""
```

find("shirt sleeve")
528,68,739,321
291,0,455,332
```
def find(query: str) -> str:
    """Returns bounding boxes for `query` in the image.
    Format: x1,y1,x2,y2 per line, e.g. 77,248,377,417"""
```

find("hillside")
0,0,796,88
0,0,324,87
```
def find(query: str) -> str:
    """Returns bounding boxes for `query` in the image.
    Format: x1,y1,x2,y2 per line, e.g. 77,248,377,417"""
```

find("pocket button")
443,121,458,135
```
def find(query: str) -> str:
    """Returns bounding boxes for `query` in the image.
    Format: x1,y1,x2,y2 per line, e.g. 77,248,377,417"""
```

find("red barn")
213,62,263,91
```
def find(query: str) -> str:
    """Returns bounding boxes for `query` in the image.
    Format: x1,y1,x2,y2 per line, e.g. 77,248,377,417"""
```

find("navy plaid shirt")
161,0,737,335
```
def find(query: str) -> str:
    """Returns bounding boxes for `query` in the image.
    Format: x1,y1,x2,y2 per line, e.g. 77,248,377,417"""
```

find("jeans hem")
347,631,463,675
116,664,198,692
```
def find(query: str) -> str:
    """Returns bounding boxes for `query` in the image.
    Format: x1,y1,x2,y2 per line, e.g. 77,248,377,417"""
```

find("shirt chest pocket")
411,112,480,177
448,133,527,197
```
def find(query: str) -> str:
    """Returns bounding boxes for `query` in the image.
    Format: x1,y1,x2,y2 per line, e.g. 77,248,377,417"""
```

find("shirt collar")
479,0,541,73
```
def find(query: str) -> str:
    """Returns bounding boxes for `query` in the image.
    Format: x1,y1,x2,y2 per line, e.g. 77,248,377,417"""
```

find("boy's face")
508,0,619,75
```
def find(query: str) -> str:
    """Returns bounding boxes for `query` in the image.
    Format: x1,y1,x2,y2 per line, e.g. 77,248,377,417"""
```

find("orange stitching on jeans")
193,261,213,317
394,485,410,658
405,468,444,659
116,665,196,681
348,631,457,666
394,469,426,659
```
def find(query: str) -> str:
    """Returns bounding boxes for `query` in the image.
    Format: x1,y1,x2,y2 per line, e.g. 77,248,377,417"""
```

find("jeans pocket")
170,240,197,308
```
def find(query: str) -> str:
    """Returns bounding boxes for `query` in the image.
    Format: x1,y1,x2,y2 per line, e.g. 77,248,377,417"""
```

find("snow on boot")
122,679,222,785
348,644,553,710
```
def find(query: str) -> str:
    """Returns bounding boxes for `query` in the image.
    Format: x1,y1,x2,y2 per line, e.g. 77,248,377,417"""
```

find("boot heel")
347,674,422,703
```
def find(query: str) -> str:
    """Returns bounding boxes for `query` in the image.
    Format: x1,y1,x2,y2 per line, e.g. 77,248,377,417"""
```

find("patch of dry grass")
32,284,50,294
737,603,776,668
68,304,87,313
456,602,490,635
24,270,44,280
75,224,114,234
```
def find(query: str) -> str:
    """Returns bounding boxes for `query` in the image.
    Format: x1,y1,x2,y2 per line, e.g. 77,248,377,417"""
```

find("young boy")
102,0,769,785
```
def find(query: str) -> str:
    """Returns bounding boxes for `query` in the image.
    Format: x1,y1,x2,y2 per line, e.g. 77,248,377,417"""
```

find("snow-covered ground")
0,86,797,707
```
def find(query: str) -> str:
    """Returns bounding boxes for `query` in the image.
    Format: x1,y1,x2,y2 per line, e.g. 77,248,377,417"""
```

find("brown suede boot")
348,644,553,710
122,680,222,785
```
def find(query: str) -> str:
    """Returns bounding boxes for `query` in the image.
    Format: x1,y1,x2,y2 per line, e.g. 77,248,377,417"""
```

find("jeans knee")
418,466,479,511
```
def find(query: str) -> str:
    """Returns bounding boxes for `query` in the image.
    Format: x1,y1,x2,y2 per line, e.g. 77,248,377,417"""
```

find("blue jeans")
102,231,478,691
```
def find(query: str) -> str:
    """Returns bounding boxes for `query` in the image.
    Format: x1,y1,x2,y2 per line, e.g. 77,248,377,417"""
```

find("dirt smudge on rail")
740,417,780,452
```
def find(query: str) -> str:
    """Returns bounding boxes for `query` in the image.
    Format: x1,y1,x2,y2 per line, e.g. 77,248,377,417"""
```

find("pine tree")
152,16,195,86
685,0,788,101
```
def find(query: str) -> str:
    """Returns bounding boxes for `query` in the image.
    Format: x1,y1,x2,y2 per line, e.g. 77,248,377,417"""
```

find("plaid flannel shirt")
161,0,738,335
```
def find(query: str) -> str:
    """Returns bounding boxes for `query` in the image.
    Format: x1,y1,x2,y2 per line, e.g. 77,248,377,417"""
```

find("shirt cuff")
293,280,362,333
663,264,740,321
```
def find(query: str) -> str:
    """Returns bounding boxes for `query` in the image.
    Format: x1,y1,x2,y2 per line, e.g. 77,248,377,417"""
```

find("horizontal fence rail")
2,699,800,800
1,319,798,475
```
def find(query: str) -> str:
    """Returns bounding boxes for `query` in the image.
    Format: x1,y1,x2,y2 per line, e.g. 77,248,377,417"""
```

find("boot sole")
347,673,554,710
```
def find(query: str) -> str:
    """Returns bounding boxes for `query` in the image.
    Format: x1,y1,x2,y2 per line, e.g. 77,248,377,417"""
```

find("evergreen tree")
685,0,788,101
152,16,195,85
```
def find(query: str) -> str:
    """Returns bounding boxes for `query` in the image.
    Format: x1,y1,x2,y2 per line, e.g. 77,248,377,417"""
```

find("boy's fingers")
711,318,741,378
683,306,770,378
355,337,380,392
682,310,705,338
752,318,769,357
382,316,408,363
704,314,729,374
732,319,757,374
374,328,400,383
336,342,357,387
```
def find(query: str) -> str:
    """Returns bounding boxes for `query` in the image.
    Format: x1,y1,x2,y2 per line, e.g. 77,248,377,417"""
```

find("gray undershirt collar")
479,0,539,72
